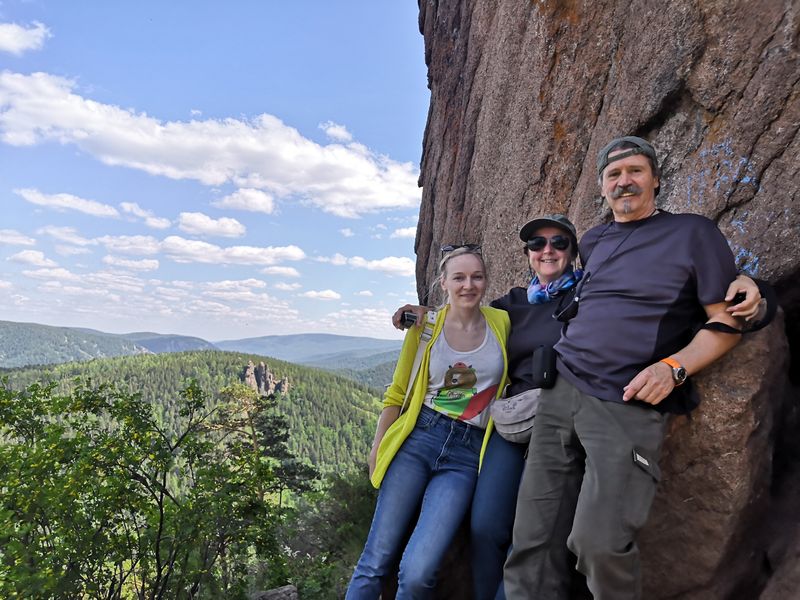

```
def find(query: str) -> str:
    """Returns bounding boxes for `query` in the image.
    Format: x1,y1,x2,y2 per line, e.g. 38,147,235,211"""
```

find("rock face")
414,0,799,597
241,360,290,397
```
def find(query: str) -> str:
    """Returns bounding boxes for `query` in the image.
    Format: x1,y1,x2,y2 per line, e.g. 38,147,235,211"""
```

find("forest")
0,351,384,598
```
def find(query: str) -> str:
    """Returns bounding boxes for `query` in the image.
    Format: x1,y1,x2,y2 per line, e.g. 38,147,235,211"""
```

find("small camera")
400,311,417,329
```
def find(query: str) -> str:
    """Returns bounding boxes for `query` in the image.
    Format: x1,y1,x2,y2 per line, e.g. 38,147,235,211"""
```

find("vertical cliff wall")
415,1,798,597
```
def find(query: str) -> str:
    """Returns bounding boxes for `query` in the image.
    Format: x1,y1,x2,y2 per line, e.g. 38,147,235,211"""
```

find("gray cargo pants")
503,375,667,600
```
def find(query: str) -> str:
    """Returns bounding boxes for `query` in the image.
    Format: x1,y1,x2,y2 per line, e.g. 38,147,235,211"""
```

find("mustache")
610,184,643,199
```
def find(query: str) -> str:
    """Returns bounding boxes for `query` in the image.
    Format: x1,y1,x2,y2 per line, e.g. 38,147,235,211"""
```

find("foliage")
276,469,378,600
0,378,316,599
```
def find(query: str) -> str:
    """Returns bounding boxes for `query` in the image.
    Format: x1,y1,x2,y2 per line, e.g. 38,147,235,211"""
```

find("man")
503,136,749,600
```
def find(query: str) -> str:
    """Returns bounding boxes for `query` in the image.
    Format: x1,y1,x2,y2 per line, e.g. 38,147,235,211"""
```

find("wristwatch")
659,357,687,387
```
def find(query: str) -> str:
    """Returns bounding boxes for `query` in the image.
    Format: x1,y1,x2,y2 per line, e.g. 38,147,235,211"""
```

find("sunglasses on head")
526,235,571,252
440,243,482,257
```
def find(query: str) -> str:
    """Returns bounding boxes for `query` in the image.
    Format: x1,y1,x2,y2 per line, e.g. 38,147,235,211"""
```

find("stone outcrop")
241,360,290,397
250,585,298,600
413,0,799,597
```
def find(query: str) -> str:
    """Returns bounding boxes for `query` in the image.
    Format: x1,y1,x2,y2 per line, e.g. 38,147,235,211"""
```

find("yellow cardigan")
370,305,510,488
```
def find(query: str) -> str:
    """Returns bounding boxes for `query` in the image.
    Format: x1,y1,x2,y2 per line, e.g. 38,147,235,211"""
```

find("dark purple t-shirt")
555,211,737,413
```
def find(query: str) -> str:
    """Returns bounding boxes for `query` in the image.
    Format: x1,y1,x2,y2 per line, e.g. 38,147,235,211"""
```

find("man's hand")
725,274,762,320
623,361,674,404
391,304,431,330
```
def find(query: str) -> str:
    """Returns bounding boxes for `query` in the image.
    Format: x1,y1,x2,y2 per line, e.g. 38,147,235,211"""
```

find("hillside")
335,356,397,391
116,331,218,353
0,320,150,368
1,350,381,473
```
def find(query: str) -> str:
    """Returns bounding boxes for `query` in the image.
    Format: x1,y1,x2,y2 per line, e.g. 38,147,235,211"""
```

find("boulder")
414,0,798,596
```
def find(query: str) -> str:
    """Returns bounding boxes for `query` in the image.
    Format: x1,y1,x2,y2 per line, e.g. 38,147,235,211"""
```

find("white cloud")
190,109,202,117
37,225,94,246
355,290,374,297
85,271,146,293
349,255,415,277
340,228,354,238
120,202,171,229
261,266,301,277
320,120,353,142
0,279,12,289
161,235,305,266
102,255,160,271
96,235,161,255
14,188,119,218
316,253,348,266
274,282,302,291
8,249,56,267
0,72,420,218
178,212,246,238
300,289,342,301
0,228,35,245
204,278,266,291
0,22,51,55
212,188,274,214
55,245,92,256
321,308,403,339
391,226,416,239
21,267,79,281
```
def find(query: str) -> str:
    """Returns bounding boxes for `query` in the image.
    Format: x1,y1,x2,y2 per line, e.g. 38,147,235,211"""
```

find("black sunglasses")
526,235,571,252
440,243,482,257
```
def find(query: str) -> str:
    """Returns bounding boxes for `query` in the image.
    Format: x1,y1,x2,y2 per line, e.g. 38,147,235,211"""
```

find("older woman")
347,245,510,599
470,214,583,600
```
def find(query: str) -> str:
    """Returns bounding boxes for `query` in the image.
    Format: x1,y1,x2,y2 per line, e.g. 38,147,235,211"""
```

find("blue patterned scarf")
527,267,584,304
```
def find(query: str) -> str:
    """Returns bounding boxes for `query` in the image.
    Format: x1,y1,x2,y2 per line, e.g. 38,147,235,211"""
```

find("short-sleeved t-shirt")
424,325,504,429
555,211,737,413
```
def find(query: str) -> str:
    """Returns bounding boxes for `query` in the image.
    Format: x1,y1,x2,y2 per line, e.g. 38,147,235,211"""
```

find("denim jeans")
346,405,485,600
470,430,527,600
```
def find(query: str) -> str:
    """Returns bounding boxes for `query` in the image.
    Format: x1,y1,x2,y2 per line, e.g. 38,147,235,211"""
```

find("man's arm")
622,301,742,405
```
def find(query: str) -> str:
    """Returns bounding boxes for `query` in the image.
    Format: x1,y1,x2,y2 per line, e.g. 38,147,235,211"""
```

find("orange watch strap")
659,357,682,370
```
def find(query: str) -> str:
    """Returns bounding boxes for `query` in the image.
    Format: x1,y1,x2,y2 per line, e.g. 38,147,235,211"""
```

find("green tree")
0,377,312,599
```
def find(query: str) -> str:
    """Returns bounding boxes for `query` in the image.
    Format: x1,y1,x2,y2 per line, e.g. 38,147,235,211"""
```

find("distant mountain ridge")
0,320,402,373
215,333,403,369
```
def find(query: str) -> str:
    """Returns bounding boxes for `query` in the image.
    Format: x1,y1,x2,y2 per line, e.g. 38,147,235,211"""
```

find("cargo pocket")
621,446,661,533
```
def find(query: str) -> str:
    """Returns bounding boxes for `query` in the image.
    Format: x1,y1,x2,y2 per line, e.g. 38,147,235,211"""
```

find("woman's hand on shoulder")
725,274,763,321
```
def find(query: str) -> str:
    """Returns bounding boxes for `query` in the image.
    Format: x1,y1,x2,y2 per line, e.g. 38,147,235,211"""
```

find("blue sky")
0,1,428,341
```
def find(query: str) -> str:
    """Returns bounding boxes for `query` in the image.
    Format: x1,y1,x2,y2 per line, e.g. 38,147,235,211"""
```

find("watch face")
675,367,687,383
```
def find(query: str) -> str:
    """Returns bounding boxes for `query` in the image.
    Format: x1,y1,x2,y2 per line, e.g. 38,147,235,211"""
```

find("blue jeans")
346,405,485,600
470,430,527,600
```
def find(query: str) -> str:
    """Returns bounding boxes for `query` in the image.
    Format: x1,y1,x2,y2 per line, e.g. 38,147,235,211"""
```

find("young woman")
346,246,510,599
